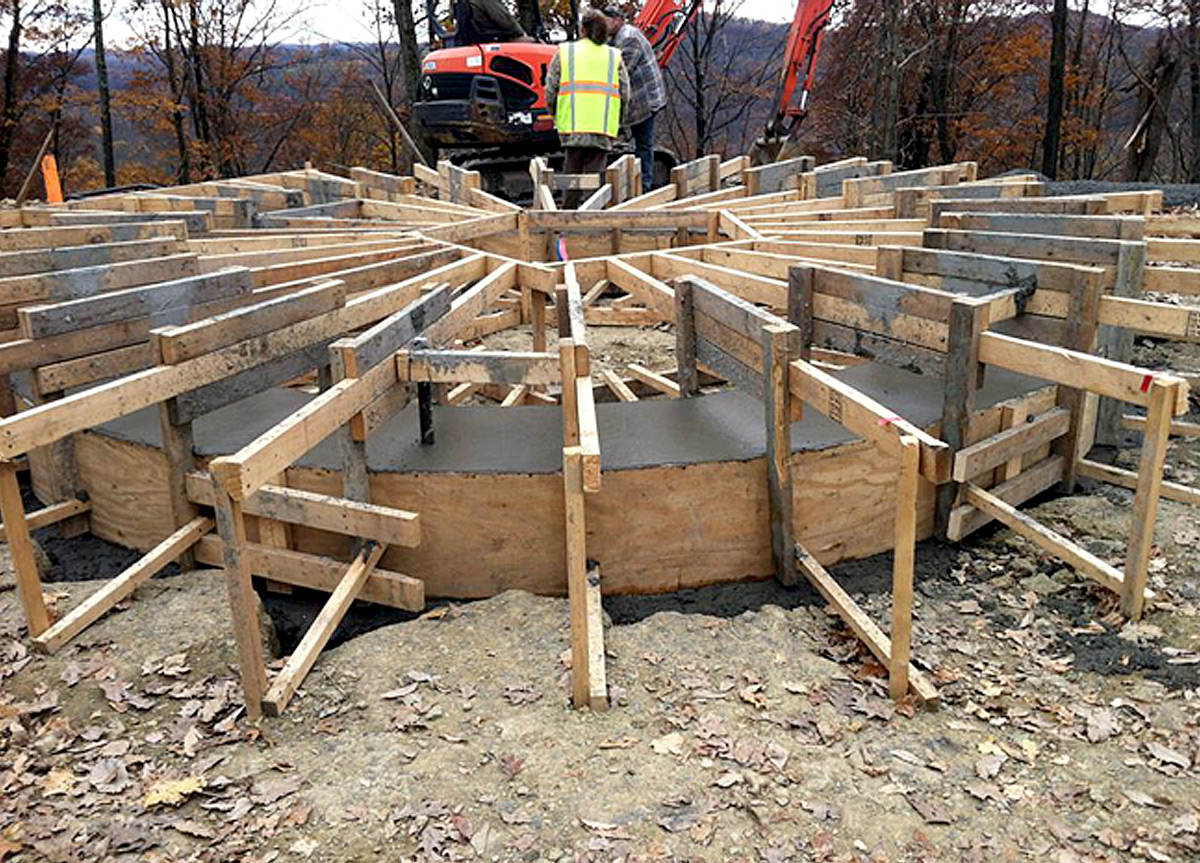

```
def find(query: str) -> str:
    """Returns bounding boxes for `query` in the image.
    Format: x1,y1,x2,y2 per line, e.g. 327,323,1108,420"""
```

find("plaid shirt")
613,24,666,127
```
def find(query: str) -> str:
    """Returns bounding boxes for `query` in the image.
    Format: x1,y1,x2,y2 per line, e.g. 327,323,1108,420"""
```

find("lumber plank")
1078,457,1200,507
210,359,398,501
194,535,423,610
0,462,49,635
153,280,347,363
210,478,268,718
963,484,1125,594
1121,380,1177,619
889,437,920,699
947,455,1065,541
978,332,1189,413
951,407,1071,482
186,473,419,547
564,448,607,710
262,541,386,715
795,543,938,706
33,516,213,653
0,497,90,541
399,350,561,386
627,364,680,398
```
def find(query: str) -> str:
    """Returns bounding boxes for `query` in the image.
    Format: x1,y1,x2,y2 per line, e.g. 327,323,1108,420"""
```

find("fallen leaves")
650,731,685,757
39,767,75,797
905,792,955,825
86,758,132,794
144,776,206,808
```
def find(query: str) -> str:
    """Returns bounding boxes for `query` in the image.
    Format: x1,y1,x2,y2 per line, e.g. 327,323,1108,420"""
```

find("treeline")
2,0,1200,198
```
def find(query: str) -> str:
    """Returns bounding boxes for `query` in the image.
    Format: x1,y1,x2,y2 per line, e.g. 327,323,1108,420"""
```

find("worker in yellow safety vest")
545,7,631,208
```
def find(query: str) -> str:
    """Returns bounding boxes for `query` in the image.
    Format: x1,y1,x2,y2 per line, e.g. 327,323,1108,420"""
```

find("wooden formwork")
0,153,1194,720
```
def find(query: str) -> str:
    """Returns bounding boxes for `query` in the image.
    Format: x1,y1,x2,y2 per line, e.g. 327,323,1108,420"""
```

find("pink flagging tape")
877,416,903,428
557,236,570,262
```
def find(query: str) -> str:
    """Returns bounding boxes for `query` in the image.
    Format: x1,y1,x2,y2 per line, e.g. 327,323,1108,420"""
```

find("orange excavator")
413,1,833,196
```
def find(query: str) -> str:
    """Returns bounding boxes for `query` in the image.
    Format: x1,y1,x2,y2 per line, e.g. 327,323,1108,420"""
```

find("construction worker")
545,8,631,208
602,5,665,192
454,0,535,45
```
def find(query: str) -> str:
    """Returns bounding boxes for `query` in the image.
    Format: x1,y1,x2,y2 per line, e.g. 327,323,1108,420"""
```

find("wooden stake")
262,541,386,715
763,324,795,586
0,461,49,636
211,476,268,719
564,447,606,710
889,436,920,699
674,278,699,397
1121,379,1175,619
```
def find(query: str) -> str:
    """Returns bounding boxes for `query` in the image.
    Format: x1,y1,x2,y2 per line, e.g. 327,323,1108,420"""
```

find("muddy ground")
1,333,1199,862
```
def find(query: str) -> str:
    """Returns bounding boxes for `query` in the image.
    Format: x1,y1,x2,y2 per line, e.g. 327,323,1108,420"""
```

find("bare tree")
92,0,114,186
662,0,785,159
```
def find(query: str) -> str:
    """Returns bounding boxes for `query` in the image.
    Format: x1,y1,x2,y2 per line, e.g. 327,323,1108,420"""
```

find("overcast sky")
111,0,795,47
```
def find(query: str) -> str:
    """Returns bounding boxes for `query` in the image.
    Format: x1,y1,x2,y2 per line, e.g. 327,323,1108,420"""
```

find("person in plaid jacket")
603,5,667,191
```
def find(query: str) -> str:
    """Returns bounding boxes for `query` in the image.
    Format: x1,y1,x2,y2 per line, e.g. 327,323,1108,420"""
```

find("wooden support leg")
763,325,796,586
1055,274,1103,490
889,436,920,700
936,299,984,539
564,447,607,710
0,461,49,636
530,288,547,354
262,541,386,716
0,373,15,417
211,477,268,719
158,399,198,571
674,279,699,397
1120,380,1175,620
1096,244,1145,446
33,516,213,653
34,387,87,538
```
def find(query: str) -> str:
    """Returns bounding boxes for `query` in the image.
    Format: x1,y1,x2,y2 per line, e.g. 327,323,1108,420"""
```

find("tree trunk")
1042,0,1068,179
879,0,900,163
93,0,116,187
1190,1,1200,182
394,0,422,104
517,0,539,37
1126,41,1182,182
0,0,22,194
161,0,190,183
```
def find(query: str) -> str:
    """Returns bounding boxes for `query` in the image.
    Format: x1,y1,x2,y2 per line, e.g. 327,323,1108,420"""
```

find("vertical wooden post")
158,399,198,571
560,339,579,446
564,447,606,710
0,461,49,636
210,476,267,718
787,266,814,363
1096,242,1146,446
1054,272,1103,490
1120,379,1176,620
33,384,87,538
889,435,920,700
530,289,547,353
875,247,905,281
674,278,700,397
936,299,984,539
763,324,797,586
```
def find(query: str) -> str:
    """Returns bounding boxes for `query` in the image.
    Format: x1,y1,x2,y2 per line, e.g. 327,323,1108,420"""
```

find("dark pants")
563,146,608,209
631,114,656,192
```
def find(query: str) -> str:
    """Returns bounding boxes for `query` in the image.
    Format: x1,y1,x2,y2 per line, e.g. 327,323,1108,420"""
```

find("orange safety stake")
40,154,63,204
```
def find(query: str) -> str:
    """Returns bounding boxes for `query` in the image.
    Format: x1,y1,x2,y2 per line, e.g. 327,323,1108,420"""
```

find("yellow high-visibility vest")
555,39,622,139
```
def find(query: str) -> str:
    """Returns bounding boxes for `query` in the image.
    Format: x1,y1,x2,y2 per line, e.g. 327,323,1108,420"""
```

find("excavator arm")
768,0,835,139
635,0,703,67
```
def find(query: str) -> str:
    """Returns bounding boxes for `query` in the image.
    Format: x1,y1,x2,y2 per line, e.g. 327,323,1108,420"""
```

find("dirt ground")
2,335,1200,862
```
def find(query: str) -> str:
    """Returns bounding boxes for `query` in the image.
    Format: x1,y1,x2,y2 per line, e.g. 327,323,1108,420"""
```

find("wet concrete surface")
84,363,1049,474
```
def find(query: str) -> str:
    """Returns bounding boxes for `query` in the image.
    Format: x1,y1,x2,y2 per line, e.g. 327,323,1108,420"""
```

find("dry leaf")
650,732,685,756
39,768,75,797
145,776,207,808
